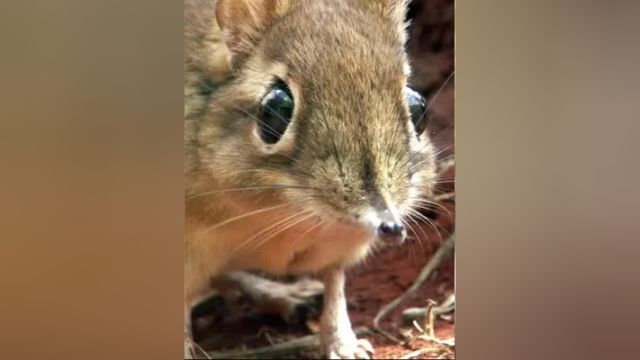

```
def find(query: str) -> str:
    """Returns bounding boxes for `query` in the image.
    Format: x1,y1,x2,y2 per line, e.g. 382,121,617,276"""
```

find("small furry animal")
184,0,438,358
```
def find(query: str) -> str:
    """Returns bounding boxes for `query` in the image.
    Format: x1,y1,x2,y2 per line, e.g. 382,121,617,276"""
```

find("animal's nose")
377,221,406,243
371,208,406,243
378,221,403,236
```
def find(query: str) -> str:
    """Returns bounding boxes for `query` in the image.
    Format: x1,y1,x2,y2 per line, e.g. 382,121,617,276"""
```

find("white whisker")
205,203,290,232
249,212,317,252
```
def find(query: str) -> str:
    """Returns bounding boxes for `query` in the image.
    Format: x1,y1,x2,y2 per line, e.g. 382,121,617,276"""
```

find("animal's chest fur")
185,209,373,299
226,218,372,274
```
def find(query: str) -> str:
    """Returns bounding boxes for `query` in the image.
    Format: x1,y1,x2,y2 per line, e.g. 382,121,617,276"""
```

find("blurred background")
407,0,454,163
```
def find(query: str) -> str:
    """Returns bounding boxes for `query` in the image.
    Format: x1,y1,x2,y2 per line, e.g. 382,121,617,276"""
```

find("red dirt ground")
345,207,455,359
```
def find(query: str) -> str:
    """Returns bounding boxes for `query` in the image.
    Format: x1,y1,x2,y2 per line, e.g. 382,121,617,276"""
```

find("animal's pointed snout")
376,210,406,244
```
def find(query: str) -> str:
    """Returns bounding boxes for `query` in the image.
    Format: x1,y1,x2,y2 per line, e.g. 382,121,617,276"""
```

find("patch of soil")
344,211,455,359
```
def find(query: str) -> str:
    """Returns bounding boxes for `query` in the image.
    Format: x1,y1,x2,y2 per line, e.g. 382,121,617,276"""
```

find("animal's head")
196,0,438,244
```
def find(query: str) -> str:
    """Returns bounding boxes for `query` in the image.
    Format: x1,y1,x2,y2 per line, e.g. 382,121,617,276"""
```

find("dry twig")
433,192,455,203
373,234,455,342
402,293,455,325
207,327,371,359
399,348,430,359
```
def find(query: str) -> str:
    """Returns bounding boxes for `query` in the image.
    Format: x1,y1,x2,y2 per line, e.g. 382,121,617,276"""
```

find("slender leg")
320,267,374,359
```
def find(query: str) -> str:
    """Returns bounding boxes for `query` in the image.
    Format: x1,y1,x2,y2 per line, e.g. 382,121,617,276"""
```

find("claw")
324,337,374,359
358,339,374,354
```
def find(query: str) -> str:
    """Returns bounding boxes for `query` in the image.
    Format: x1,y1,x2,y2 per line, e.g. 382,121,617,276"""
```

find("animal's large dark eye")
258,80,294,144
406,87,427,136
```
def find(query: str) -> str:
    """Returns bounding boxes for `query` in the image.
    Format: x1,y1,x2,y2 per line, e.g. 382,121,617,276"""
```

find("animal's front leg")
320,267,373,359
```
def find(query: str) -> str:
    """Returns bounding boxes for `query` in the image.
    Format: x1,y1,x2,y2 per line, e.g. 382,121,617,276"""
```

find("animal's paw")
322,332,374,359
255,277,324,321
280,277,325,301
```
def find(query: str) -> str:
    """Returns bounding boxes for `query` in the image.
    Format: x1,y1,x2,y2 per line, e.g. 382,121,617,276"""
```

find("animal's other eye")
259,80,294,144
406,87,427,136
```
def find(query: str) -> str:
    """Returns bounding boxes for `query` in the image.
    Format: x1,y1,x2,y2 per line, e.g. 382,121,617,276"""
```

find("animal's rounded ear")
216,0,297,68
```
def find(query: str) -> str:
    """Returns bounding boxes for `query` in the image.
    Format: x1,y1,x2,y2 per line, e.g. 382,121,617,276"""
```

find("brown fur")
184,0,437,357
